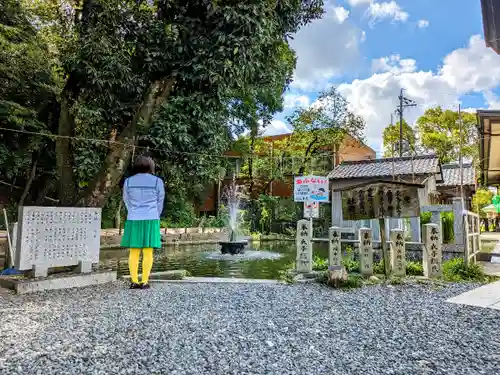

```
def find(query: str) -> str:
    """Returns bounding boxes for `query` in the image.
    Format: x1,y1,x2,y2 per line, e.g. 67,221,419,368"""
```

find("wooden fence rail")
463,210,481,266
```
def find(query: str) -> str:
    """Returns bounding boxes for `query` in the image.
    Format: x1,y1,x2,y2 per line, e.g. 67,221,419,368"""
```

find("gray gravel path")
1,282,499,375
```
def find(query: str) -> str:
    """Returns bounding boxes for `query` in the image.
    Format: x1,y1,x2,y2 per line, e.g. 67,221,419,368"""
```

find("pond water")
100,241,329,280
99,241,463,280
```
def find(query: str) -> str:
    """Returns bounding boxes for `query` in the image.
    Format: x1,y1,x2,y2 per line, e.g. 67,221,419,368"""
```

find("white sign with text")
294,176,329,202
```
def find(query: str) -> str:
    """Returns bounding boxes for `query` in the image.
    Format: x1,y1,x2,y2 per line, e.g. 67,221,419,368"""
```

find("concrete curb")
149,277,282,285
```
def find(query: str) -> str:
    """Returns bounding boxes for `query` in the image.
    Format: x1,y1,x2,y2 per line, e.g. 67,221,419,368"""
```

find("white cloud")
283,94,310,109
372,55,417,74
333,6,350,23
367,1,409,24
324,35,500,151
417,19,429,28
263,120,291,136
484,91,500,109
290,3,363,90
347,0,374,5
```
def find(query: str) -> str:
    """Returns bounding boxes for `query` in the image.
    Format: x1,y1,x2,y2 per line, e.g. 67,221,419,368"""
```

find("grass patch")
278,262,296,284
316,272,363,289
442,258,491,282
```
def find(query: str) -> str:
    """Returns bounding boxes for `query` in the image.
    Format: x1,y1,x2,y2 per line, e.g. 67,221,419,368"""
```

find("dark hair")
132,155,155,175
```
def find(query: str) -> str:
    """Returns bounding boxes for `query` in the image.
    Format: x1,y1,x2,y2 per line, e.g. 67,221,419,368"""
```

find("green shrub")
342,258,360,273
316,272,363,289
373,260,385,274
441,212,454,243
406,261,424,276
342,275,364,289
420,212,432,225
443,258,487,282
313,256,328,271
278,262,296,284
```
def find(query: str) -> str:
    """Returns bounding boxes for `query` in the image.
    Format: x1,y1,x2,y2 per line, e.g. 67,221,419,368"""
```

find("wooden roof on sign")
333,179,424,192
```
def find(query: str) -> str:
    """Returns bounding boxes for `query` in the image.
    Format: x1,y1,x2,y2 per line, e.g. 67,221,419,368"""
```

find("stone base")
122,270,188,281
0,270,117,294
219,241,247,255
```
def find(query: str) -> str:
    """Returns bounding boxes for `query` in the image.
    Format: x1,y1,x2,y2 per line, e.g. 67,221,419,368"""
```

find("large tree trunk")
56,97,78,205
78,78,175,207
19,157,38,208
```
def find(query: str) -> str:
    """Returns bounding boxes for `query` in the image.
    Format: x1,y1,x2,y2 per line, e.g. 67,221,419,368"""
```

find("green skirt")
120,220,162,249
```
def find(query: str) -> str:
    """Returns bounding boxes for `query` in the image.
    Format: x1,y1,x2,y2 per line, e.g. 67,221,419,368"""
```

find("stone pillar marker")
452,197,465,246
329,227,342,267
296,219,312,273
359,228,373,276
390,229,406,277
409,217,421,243
423,223,442,278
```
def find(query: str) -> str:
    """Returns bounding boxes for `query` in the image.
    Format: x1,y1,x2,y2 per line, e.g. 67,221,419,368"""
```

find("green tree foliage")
233,86,365,193
0,0,324,210
285,86,365,175
0,0,59,206
416,106,478,164
472,188,493,217
382,120,417,157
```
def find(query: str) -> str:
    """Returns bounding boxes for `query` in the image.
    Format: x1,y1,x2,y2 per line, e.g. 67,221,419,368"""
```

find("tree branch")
79,78,175,207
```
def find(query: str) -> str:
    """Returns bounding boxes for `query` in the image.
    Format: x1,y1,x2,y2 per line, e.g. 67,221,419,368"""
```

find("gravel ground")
1,281,500,375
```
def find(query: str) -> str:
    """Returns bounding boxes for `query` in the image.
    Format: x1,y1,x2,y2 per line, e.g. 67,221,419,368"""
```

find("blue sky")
266,0,500,156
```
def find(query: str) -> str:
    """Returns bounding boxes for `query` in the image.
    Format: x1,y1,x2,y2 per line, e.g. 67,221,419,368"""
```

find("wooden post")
379,218,390,276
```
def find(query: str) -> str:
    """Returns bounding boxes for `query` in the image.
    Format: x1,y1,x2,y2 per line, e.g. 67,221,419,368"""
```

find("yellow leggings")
129,248,154,284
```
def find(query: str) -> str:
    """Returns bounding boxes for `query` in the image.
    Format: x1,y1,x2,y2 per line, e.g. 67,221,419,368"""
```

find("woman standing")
120,155,165,289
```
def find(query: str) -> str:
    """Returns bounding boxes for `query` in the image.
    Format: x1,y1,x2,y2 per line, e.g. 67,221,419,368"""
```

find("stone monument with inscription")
296,219,312,273
423,223,442,278
328,226,342,267
15,206,101,277
359,228,373,276
390,229,406,277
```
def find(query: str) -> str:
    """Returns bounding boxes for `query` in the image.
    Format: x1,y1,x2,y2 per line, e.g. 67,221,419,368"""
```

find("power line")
0,125,360,162
395,88,416,157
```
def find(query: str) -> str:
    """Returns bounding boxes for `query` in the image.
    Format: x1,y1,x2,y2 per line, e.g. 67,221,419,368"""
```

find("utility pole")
395,89,417,157
459,103,464,201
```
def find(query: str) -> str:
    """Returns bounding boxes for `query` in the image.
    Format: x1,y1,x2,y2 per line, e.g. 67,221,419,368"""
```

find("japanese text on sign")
294,176,329,203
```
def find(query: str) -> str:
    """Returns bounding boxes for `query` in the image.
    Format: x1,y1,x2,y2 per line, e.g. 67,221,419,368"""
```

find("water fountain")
218,175,248,255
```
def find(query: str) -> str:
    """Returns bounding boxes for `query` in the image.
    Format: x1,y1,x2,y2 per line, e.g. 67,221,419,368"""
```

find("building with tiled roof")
327,154,443,183
438,163,475,187
481,0,500,54
437,163,476,208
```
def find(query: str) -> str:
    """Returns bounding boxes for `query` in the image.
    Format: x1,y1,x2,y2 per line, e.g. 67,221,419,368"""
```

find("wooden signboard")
338,181,423,221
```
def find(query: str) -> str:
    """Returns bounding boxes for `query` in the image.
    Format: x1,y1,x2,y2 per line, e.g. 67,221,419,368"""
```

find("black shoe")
130,282,141,289
140,283,151,289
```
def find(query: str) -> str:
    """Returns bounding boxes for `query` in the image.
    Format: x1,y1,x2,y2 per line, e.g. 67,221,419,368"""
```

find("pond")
100,241,329,280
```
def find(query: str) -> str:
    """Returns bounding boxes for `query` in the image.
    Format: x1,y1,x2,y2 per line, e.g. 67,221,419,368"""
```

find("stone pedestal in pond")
296,219,312,273
219,240,247,255
390,229,406,277
359,228,373,276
